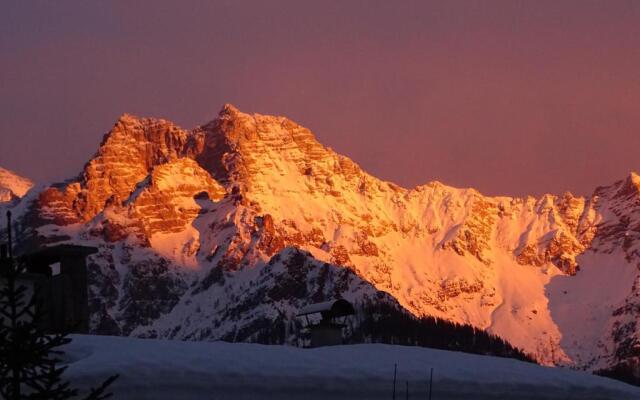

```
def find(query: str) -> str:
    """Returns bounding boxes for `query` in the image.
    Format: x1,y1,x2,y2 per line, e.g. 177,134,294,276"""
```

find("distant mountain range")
3,104,640,380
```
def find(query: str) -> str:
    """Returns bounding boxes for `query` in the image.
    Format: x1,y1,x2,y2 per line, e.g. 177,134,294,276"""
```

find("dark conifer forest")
347,301,535,363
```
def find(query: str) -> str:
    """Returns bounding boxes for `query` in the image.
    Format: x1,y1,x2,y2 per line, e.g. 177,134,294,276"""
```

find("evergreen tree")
0,211,118,399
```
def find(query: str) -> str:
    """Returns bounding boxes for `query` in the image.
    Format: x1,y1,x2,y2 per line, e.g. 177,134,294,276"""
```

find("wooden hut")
297,299,355,347
1,244,97,333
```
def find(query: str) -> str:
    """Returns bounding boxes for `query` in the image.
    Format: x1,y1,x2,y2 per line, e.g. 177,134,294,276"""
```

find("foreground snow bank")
63,335,639,400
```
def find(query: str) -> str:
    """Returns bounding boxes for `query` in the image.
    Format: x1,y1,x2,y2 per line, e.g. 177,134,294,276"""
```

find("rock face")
8,105,640,374
0,167,32,204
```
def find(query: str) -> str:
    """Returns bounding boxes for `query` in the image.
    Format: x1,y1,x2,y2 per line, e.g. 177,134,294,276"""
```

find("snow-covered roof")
297,299,355,317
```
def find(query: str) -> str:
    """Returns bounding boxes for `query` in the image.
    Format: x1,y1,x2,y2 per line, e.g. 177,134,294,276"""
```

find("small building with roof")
1,243,97,333
297,299,355,347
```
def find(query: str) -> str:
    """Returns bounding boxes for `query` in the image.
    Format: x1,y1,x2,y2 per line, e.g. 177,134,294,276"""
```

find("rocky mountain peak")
10,105,640,377
219,103,241,117
115,112,141,124
212,104,322,149
193,104,361,201
617,171,640,199
0,167,33,204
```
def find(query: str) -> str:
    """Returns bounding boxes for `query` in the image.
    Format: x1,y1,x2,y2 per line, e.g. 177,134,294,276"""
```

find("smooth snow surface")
63,335,640,400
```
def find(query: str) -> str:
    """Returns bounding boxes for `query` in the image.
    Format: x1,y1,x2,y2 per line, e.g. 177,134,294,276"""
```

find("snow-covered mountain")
7,104,640,376
0,167,32,204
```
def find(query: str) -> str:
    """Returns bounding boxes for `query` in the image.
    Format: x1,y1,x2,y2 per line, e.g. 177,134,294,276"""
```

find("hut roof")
297,299,355,318
21,244,98,264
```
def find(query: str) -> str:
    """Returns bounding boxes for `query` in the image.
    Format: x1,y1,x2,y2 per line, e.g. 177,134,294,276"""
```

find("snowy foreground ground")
63,335,639,400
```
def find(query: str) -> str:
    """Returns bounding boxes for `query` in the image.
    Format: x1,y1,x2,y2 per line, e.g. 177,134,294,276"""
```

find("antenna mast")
6,210,12,260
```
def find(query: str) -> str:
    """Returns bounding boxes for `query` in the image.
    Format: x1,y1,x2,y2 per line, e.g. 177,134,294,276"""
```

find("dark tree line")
346,301,535,363
250,299,535,363
596,363,640,387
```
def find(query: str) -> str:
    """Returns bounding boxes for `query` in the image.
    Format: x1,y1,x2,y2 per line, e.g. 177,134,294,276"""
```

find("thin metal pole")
6,210,20,398
6,210,12,260
392,363,397,400
405,381,409,400
428,368,433,400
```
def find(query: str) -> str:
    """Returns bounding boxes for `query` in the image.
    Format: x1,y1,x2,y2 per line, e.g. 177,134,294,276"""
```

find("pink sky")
1,1,639,197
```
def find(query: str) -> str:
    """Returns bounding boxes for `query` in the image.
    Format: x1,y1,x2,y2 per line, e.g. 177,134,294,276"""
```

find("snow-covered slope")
0,167,32,204
62,334,640,400
9,105,640,376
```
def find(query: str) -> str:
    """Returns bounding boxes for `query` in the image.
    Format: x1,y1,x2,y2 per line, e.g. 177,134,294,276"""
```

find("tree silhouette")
0,211,118,399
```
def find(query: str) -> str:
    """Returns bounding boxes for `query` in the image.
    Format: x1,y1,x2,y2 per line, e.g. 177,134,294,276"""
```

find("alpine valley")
2,105,640,378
